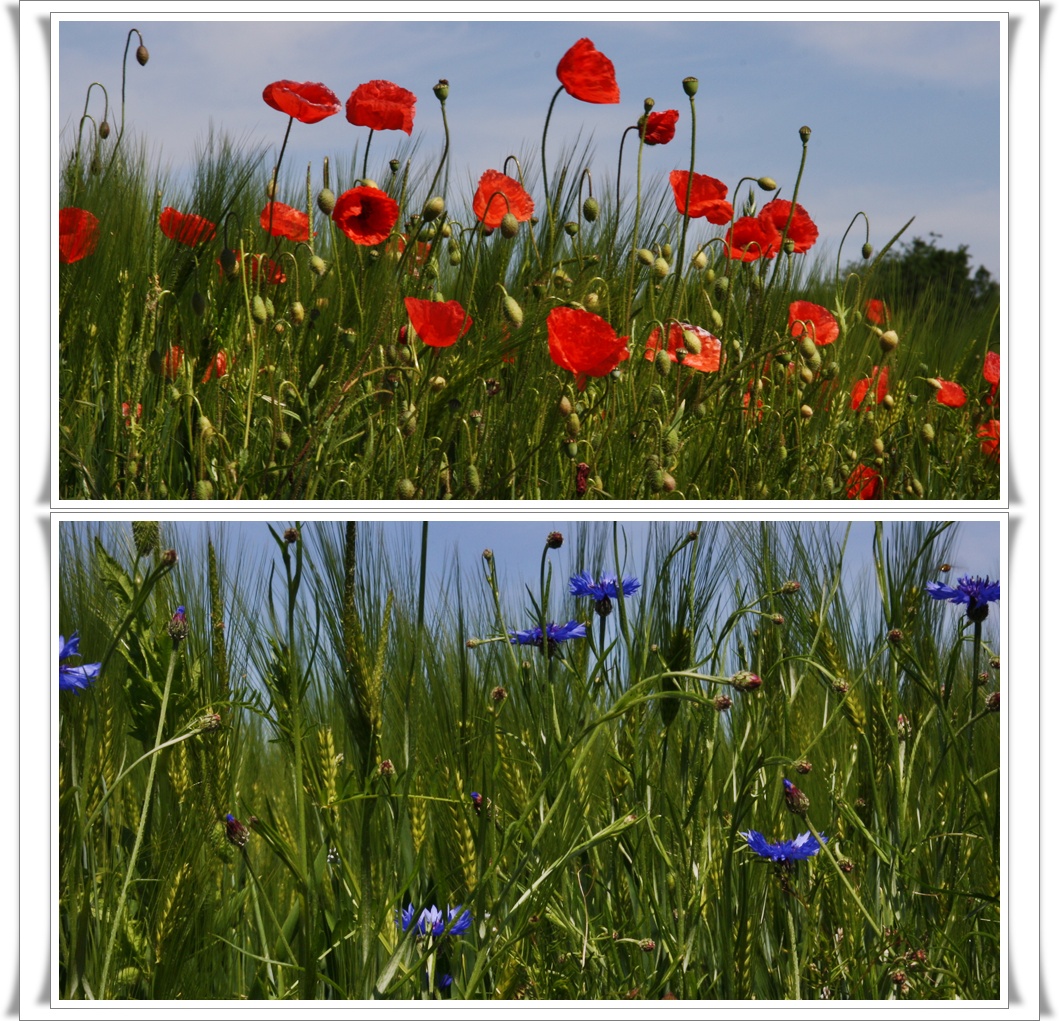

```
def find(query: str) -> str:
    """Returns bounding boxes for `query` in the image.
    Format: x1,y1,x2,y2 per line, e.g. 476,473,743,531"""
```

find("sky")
55,14,1002,277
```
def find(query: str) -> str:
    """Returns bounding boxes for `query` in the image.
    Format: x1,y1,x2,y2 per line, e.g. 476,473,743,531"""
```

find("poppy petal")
556,38,620,104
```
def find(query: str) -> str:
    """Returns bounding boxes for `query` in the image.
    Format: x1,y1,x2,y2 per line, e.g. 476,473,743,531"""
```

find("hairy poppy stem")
670,90,697,321
539,86,564,256
267,116,295,242
116,29,145,152
623,130,648,329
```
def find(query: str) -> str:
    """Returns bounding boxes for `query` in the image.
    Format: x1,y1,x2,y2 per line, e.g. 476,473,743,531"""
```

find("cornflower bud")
731,670,762,692
379,759,395,777
783,778,810,816
713,694,733,712
546,531,564,549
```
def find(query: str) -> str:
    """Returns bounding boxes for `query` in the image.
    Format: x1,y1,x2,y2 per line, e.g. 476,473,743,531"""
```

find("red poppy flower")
260,202,310,243
218,250,287,285
556,38,620,104
851,366,889,410
983,350,1000,404
846,464,883,500
201,350,230,382
865,298,890,325
933,378,967,408
978,419,1000,461
742,390,765,422
345,79,416,135
403,297,472,348
159,207,216,246
331,186,399,246
547,306,629,389
161,345,184,380
644,322,722,373
472,169,534,229
669,170,734,225
262,80,341,124
640,109,678,145
121,401,142,428
759,198,819,254
59,207,100,264
724,216,781,262
788,301,840,346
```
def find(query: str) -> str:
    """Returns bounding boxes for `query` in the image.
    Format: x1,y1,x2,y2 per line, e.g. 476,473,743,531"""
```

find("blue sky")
56,15,1002,277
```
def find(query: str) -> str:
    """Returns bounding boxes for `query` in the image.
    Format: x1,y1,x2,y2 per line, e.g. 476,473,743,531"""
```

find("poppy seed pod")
317,188,336,214
422,196,445,222
564,221,579,237
583,196,600,222
433,79,449,101
136,44,149,66
799,125,812,143
682,77,699,97
643,96,656,112
500,212,520,238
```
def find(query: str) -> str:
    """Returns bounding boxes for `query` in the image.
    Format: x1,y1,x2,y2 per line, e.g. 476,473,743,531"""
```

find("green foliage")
58,521,1001,1000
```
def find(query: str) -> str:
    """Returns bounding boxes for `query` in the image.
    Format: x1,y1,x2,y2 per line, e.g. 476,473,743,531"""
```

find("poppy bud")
136,44,149,66
643,96,656,113
862,242,873,259
422,196,445,222
682,77,699,97
648,468,666,492
654,350,671,377
290,301,305,325
710,309,723,331
585,291,600,310
757,176,777,191
397,478,416,499
800,404,813,419
652,257,669,279
663,427,680,455
317,188,336,214
691,249,707,270
566,412,581,437
879,330,899,353
433,79,449,101
799,366,814,385
920,423,935,444
500,212,519,238
883,393,895,410
448,243,462,266
714,275,729,294
99,120,111,140
311,255,328,277
191,291,206,317
251,296,268,323
564,221,579,237
682,329,702,354
660,243,672,261
872,436,885,456
636,248,655,266
502,294,524,328
194,479,214,500
220,247,238,278
583,196,600,222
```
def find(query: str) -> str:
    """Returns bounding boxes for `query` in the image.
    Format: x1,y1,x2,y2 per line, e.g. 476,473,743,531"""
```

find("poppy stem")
116,29,145,152
267,116,295,242
361,128,375,184
623,130,648,329
766,133,811,292
539,86,564,254
670,91,697,322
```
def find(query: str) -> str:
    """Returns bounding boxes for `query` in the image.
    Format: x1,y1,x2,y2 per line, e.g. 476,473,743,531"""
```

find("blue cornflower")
398,904,472,938
570,570,641,618
569,570,641,601
742,829,826,863
926,575,1000,623
509,620,587,647
59,631,101,693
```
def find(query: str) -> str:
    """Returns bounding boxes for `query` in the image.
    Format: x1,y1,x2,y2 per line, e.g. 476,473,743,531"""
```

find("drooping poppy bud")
136,44,149,66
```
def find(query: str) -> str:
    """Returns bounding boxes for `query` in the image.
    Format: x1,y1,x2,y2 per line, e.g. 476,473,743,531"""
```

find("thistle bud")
500,212,519,238
783,778,810,816
283,528,299,544
422,196,445,222
135,44,149,66
317,188,336,215
583,196,600,222
712,695,733,712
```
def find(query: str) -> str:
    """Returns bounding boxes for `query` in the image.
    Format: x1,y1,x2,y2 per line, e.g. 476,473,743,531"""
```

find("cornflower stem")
669,91,697,320
785,904,801,999
804,816,882,939
99,639,181,997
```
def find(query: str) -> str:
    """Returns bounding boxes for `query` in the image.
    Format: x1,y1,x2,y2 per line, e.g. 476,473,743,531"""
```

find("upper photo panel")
56,17,1003,502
